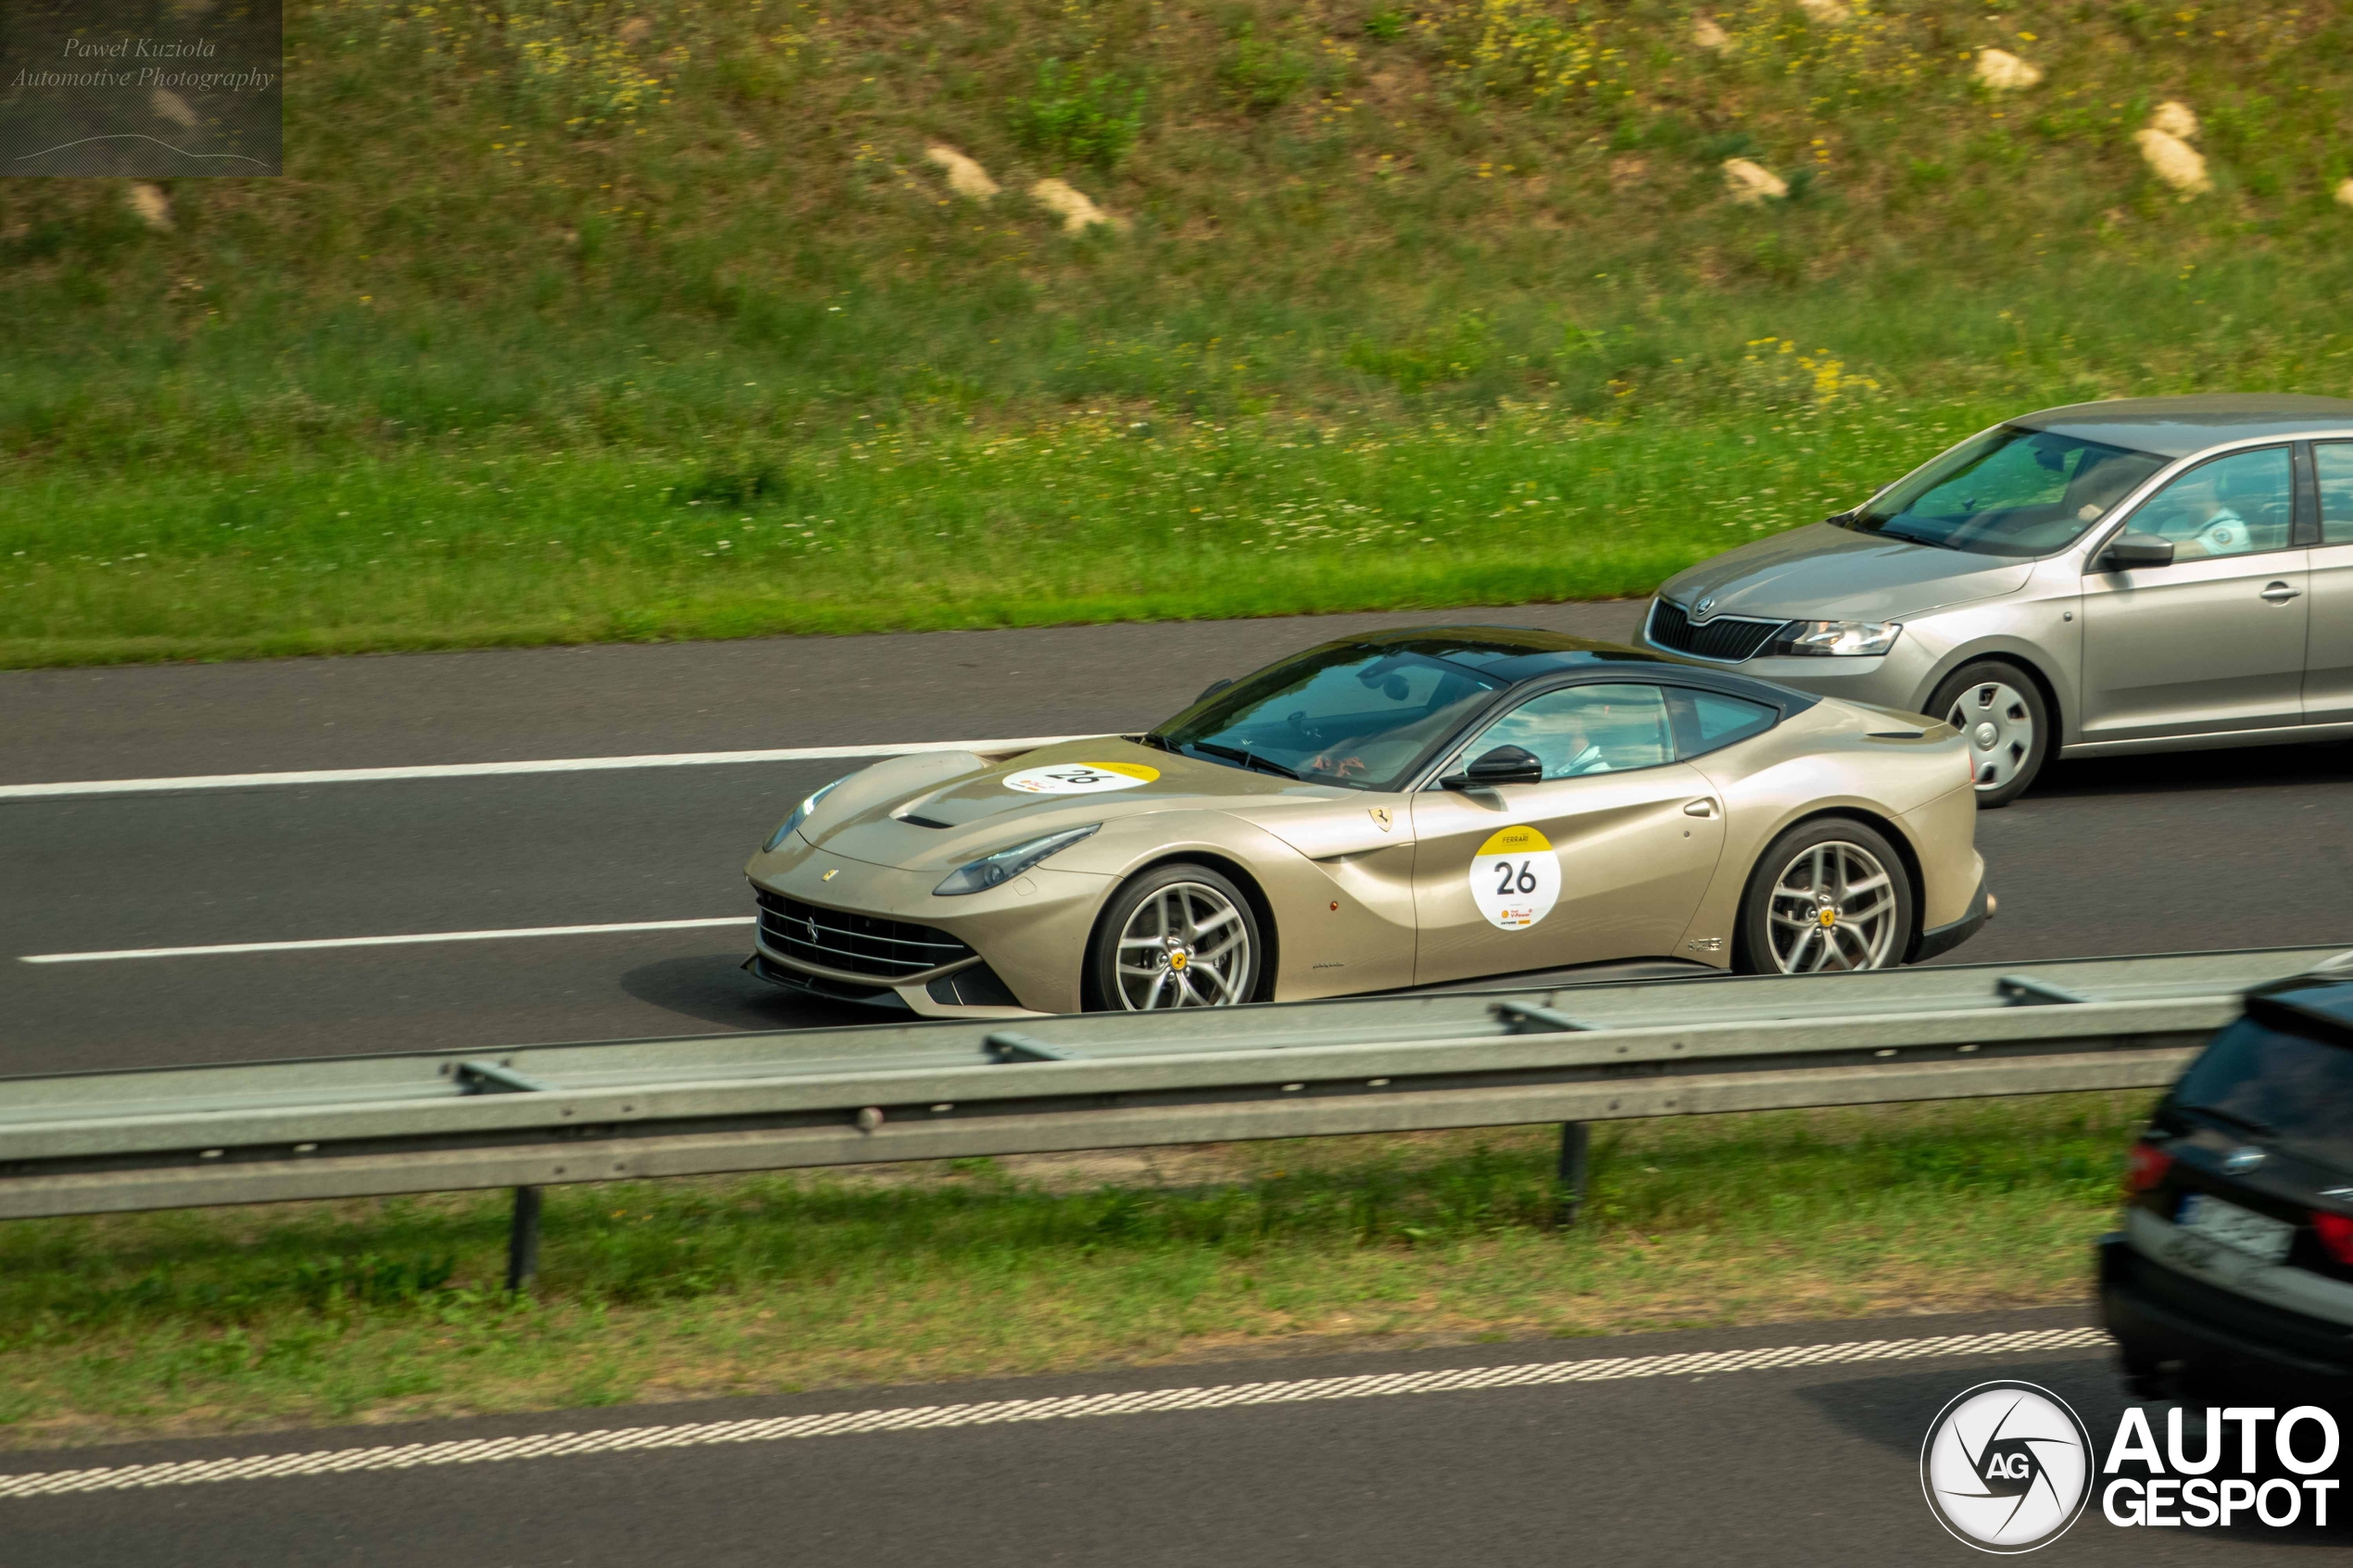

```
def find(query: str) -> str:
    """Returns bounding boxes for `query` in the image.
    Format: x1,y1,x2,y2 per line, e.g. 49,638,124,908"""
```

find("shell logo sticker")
1470,824,1563,931
1002,761,1162,796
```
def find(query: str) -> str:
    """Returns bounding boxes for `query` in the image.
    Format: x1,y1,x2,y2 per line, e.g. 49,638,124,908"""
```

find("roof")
2249,975,2353,1037
2014,394,2353,459
1350,625,1818,710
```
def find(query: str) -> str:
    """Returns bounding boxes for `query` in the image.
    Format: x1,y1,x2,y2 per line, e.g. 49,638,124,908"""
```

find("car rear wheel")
1929,660,2049,809
1735,818,1915,974
1087,863,1263,1010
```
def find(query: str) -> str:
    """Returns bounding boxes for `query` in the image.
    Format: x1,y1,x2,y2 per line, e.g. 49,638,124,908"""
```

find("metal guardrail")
2,947,2340,1234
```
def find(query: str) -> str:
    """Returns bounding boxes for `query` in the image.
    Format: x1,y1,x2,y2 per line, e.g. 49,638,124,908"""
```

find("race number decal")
1002,761,1161,796
1469,824,1561,931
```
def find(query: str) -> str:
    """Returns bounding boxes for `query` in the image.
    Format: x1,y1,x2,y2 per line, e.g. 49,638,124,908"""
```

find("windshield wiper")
1874,527,1961,551
1189,741,1301,780
2179,1103,2279,1138
1134,733,1176,754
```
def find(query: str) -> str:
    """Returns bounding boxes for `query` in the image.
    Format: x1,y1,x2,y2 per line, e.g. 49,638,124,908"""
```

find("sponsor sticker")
1469,824,1562,931
1002,761,1161,796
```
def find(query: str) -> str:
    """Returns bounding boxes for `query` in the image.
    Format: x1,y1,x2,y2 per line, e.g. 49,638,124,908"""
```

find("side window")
1665,689,1778,759
2317,443,2353,546
2125,446,2295,558
1463,684,1675,779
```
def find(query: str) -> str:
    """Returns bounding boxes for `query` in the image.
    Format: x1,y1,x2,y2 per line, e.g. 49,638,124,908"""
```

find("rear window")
1667,689,1777,759
2172,1010,2353,1174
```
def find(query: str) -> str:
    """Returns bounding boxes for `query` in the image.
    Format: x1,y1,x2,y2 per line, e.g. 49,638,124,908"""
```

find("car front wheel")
1086,863,1264,1010
1929,660,2049,809
1735,818,1916,974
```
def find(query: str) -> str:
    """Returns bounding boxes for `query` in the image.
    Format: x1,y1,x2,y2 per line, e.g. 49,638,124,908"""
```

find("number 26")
1494,859,1539,896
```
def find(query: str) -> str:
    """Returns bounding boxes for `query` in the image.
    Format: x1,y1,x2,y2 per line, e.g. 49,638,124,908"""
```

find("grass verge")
0,1094,2146,1452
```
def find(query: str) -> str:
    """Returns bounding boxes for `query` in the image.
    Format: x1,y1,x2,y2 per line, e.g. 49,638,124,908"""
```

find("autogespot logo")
1920,1382,2095,1552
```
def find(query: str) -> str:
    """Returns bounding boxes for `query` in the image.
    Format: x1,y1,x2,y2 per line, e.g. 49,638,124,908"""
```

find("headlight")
761,779,842,853
934,824,1100,897
1765,620,1903,658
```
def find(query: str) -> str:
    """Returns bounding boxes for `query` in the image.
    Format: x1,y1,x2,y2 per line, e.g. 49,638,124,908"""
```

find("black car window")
2172,1012,2353,1174
1155,646,1505,790
1839,425,2167,558
2317,442,2353,546
1666,688,1778,760
1457,684,1676,780
2125,445,2296,558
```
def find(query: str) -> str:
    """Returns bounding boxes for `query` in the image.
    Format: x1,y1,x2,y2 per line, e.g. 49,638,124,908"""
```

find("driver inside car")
1464,685,1674,780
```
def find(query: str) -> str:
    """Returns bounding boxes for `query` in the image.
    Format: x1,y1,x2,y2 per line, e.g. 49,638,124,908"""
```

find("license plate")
2177,1192,2295,1263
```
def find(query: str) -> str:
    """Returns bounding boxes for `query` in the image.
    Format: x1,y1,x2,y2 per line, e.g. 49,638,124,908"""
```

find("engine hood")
799,736,1340,871
1657,523,2032,622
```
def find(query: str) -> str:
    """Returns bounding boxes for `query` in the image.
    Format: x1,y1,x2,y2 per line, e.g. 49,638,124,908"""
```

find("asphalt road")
4,1308,2337,1566
5,601,2352,1076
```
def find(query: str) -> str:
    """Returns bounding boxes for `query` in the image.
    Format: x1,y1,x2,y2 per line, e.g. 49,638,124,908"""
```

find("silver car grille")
1647,598,1788,662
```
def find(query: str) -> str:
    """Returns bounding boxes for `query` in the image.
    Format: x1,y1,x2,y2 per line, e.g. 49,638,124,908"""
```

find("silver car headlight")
934,824,1100,897
1765,620,1903,658
761,779,843,853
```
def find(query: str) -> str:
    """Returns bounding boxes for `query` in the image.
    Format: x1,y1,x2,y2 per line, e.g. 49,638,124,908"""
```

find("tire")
1928,660,2050,809
1735,818,1917,975
1086,863,1265,1011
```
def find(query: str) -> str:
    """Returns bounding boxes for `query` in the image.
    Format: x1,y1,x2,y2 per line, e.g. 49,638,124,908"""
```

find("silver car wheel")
1945,680,2036,794
1112,880,1253,1010
1765,841,1901,973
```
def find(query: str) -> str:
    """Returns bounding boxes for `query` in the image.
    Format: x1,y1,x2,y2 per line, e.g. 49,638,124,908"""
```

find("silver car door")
1408,684,1725,986
2307,442,2353,727
2080,445,2309,744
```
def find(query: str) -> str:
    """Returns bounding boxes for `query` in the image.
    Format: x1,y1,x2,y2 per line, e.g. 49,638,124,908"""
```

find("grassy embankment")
5,1,2353,665
0,1094,2148,1449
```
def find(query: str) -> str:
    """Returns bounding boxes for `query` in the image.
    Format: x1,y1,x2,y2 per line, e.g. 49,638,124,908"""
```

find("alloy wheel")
1765,840,1901,972
1112,881,1253,1009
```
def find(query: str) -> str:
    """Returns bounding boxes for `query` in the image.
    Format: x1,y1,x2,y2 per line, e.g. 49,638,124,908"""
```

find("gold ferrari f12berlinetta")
745,627,1990,1017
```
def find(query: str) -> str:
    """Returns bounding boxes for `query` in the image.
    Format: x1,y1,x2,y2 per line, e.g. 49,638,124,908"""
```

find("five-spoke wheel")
1088,864,1263,1010
1737,819,1915,974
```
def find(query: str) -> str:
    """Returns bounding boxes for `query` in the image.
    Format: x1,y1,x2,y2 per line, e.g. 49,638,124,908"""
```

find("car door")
1409,683,1726,985
2080,445,2309,744
2307,441,2353,726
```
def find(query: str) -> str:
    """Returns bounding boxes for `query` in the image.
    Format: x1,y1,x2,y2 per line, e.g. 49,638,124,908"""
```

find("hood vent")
900,813,954,829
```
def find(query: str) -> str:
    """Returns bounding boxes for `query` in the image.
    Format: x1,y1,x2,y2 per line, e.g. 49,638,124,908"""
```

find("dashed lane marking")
0,736,1093,801
20,917,753,964
0,1326,2111,1499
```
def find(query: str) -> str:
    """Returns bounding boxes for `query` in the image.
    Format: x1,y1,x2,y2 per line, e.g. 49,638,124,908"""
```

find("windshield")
1840,425,2167,558
2172,1013,2353,1175
1153,645,1505,791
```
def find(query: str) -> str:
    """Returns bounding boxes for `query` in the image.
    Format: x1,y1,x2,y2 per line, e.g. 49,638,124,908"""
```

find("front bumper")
1640,605,1941,715
2098,1232,2353,1401
1911,877,1992,963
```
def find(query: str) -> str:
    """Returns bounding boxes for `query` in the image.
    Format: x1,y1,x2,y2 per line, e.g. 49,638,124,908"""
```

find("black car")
2100,960,2353,1406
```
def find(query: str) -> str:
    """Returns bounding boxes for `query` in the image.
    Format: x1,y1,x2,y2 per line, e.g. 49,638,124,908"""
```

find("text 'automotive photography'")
3,2,2350,1563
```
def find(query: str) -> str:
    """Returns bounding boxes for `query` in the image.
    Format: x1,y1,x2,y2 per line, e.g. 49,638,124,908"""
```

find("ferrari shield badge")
1469,824,1562,931
1367,807,1393,832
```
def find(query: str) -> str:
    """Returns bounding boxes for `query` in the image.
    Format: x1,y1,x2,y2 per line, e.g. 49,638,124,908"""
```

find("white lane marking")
0,1326,2111,1499
19,917,753,965
0,736,1094,801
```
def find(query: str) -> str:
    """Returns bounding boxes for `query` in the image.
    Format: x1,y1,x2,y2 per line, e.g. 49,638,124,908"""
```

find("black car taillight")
2124,1140,2173,1196
2315,1210,2353,1267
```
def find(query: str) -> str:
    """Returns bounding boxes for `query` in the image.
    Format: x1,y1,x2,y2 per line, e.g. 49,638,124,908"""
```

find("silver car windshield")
1154,646,1505,791
1839,425,2167,558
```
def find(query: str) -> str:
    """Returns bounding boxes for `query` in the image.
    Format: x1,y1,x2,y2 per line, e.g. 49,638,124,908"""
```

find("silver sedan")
1642,394,2353,805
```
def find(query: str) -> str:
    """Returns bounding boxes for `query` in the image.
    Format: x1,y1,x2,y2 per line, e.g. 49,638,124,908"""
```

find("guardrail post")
506,1185,543,1293
1554,1123,1590,1228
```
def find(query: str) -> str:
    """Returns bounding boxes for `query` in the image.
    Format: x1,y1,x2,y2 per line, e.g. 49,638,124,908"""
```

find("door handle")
2259,582,2301,603
1683,799,1718,818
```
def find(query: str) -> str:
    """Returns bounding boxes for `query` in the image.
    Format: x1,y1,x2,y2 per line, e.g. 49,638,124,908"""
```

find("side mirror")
1441,745,1543,790
2100,533,2174,571
1196,677,1236,703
